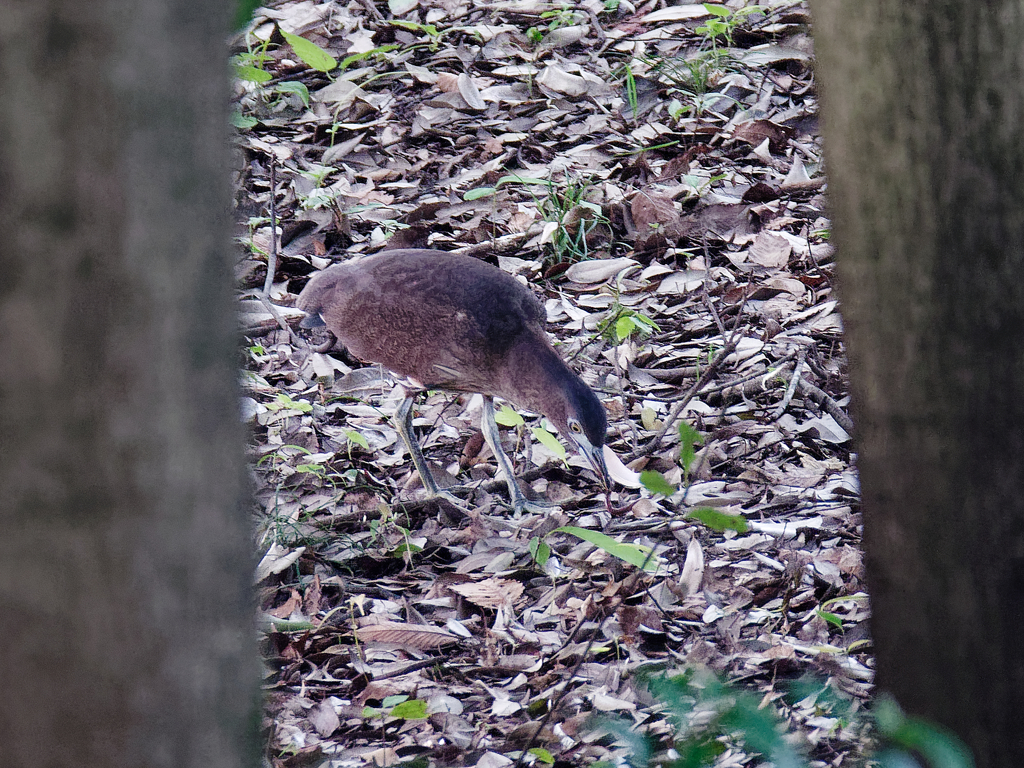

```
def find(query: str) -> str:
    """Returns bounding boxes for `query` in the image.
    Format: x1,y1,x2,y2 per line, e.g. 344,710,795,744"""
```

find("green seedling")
273,80,309,108
390,19,452,50
295,163,339,210
466,173,608,261
638,419,705,499
231,35,317,127
494,405,525,427
696,3,760,50
678,420,703,476
368,507,420,562
539,174,610,262
527,5,585,44
599,306,661,344
232,37,274,83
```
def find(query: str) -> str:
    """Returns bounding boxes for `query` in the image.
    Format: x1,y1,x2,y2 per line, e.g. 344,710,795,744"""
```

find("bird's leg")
395,392,463,507
481,397,554,515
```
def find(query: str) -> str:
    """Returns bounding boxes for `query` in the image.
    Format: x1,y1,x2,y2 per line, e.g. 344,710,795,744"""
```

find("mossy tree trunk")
0,1,256,767
812,2,1024,766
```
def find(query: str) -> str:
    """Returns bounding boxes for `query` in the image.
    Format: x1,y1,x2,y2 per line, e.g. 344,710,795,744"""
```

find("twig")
262,159,278,299
770,348,805,421
626,334,740,461
794,377,855,434
255,157,301,345
627,282,753,461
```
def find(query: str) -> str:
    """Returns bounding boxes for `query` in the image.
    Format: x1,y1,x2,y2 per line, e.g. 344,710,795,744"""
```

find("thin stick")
770,348,805,421
254,157,301,345
261,159,278,299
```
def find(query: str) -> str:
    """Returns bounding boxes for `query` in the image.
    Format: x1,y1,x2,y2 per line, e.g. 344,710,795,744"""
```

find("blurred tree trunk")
0,2,256,768
812,2,1024,766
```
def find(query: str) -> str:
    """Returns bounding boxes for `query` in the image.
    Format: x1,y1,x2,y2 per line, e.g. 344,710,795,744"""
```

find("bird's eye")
570,421,583,434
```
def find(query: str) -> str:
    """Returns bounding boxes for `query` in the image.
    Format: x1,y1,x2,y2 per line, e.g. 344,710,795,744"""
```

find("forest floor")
234,1,870,766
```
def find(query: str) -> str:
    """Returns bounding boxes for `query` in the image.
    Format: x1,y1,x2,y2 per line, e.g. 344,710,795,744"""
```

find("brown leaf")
448,577,524,609
631,192,683,241
733,119,791,153
355,620,458,649
268,588,303,620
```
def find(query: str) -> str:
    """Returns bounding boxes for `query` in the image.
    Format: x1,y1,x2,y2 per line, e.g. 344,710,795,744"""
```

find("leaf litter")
235,1,869,765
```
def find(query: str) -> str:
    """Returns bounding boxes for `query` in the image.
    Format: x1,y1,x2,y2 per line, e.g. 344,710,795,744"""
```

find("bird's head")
550,376,610,490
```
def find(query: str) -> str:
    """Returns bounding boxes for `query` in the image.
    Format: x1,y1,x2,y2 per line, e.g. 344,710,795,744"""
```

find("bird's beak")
576,438,610,490
299,311,327,329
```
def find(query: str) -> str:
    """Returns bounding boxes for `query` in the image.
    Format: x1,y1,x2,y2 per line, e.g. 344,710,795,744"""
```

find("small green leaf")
531,427,567,461
556,526,659,571
496,174,550,186
274,80,310,108
817,609,843,628
529,537,550,566
528,747,555,764
390,20,440,38
381,694,408,708
688,507,748,532
703,4,732,17
389,699,428,719
340,44,400,70
234,64,273,83
463,186,497,201
495,405,525,427
679,421,704,473
345,430,369,449
274,394,312,413
614,315,634,342
280,29,337,72
640,470,677,497
392,540,423,557
230,111,258,129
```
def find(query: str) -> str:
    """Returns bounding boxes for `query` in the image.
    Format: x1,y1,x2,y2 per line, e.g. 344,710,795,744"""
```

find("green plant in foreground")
590,670,975,768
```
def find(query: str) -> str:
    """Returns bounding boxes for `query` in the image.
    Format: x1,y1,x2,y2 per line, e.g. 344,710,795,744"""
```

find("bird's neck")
498,334,576,422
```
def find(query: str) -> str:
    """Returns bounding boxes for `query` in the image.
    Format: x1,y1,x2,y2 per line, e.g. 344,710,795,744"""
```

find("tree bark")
0,2,256,767
811,2,1024,766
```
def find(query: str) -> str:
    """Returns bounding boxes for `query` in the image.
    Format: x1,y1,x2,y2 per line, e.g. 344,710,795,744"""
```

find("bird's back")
297,249,549,394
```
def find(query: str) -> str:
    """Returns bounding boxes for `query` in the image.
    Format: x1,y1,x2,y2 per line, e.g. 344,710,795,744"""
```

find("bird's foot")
429,488,470,508
508,490,560,516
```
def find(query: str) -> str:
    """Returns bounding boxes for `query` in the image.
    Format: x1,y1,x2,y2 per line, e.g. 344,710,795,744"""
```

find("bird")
296,248,609,512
